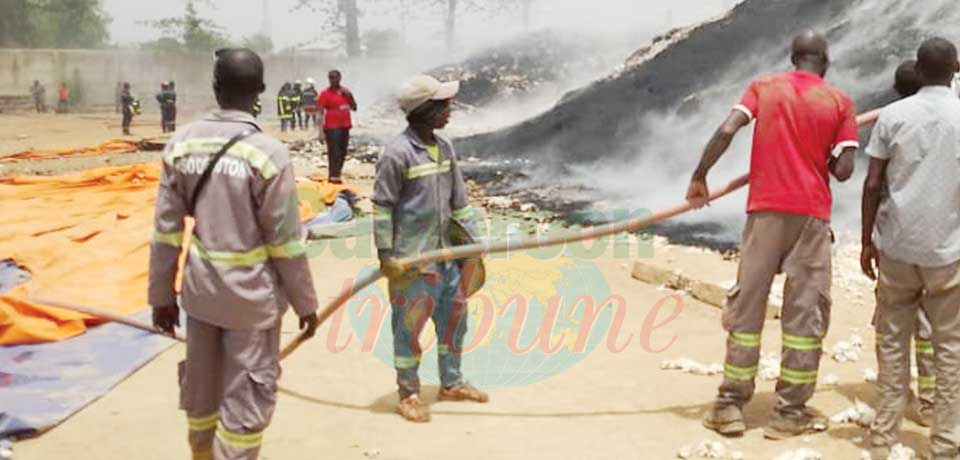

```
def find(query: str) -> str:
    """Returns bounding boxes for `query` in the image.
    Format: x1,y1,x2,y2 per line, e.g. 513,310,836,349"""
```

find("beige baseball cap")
397,75,460,114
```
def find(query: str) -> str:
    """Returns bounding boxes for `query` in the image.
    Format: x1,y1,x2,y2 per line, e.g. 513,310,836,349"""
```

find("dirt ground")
4,112,925,460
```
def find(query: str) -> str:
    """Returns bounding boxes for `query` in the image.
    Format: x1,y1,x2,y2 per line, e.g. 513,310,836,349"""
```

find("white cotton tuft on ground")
759,353,780,381
888,444,916,460
772,448,822,460
661,359,723,376
830,334,864,363
829,399,877,427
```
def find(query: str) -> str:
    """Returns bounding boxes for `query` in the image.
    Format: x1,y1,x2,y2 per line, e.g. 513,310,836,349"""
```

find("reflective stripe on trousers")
716,213,832,419
180,316,280,460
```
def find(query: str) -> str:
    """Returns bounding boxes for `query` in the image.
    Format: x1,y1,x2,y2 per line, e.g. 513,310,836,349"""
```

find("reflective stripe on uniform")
780,367,818,385
452,206,474,221
374,205,394,251
438,344,450,354
192,450,213,460
723,363,758,381
153,229,184,247
405,161,451,179
267,239,307,259
917,339,934,355
918,374,936,389
215,423,264,450
728,332,761,348
190,239,269,267
782,333,822,351
164,138,279,179
395,355,420,369
187,413,219,431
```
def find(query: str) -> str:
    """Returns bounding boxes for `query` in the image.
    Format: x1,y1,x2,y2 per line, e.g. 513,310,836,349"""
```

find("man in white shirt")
861,37,960,460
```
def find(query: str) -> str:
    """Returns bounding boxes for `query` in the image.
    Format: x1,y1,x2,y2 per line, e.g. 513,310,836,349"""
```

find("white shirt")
866,86,960,267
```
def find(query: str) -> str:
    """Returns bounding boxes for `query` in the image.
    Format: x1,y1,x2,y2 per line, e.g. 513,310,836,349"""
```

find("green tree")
0,0,110,48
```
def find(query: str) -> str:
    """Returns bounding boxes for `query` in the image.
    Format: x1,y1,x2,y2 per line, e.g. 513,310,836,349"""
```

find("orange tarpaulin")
297,177,355,222
0,163,352,345
0,139,141,163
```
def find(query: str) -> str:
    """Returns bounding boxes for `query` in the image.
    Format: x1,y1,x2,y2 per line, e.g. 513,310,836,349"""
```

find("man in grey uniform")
374,75,487,423
149,48,319,460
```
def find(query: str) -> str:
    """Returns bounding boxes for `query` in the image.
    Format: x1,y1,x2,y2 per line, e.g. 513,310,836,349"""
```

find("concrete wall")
0,48,344,117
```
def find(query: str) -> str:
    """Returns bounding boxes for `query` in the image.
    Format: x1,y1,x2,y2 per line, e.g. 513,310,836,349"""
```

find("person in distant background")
277,82,295,132
167,81,178,132
301,78,319,129
157,82,172,133
121,82,134,135
30,80,46,113
292,80,304,130
154,81,178,133
57,83,69,113
318,70,357,184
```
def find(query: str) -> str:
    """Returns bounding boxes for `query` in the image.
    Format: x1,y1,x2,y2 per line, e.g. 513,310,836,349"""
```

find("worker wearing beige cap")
373,74,488,423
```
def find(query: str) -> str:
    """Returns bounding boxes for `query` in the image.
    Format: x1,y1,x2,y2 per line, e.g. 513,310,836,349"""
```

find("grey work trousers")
869,253,960,460
717,212,833,419
179,316,281,460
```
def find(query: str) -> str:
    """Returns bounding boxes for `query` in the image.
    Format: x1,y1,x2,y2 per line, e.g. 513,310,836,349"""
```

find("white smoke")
568,0,960,241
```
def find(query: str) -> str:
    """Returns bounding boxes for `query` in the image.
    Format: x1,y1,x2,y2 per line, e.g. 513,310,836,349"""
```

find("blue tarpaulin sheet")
0,260,177,438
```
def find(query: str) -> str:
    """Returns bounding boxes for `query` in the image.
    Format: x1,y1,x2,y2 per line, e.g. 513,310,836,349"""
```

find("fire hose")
31,108,882,362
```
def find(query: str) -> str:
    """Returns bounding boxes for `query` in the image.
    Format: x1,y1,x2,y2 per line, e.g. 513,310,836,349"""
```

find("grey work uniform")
865,86,960,460
372,128,481,398
148,109,318,460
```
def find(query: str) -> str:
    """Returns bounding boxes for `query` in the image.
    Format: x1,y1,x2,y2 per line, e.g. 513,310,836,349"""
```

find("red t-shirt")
735,71,859,222
318,87,353,130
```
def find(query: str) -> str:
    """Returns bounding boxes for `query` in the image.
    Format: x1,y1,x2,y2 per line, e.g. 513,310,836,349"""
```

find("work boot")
906,400,933,427
763,407,829,440
702,404,746,437
438,384,489,403
396,394,430,423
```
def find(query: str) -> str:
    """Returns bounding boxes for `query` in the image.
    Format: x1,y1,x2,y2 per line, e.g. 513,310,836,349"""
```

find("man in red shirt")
318,69,358,184
57,82,70,113
686,30,858,439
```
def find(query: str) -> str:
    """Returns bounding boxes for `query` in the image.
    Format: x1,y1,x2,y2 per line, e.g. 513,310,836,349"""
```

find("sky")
102,0,738,51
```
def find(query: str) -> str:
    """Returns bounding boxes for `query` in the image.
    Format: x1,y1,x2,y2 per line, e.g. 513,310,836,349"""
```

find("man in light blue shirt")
861,37,960,460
